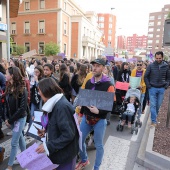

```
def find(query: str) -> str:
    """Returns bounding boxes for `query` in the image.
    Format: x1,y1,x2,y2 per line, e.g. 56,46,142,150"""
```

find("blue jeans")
80,116,107,170
122,111,134,122
8,117,26,166
138,93,145,119
149,87,165,124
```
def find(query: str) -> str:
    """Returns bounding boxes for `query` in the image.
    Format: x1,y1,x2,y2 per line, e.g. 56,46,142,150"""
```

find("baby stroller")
116,89,142,135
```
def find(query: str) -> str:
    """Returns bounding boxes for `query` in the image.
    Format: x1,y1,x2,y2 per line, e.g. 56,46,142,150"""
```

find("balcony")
82,36,96,45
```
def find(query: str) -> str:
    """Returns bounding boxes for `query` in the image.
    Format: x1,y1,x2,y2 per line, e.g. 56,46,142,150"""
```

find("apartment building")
0,0,20,61
126,34,147,53
117,35,126,51
97,13,116,49
10,0,104,60
147,4,170,55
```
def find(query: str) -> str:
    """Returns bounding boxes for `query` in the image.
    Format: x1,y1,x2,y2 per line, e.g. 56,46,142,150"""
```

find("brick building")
117,35,126,51
126,34,147,53
10,0,104,60
147,4,170,55
97,13,116,49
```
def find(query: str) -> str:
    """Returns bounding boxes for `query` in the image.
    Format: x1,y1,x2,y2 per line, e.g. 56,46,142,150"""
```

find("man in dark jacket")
144,51,170,127
75,59,115,170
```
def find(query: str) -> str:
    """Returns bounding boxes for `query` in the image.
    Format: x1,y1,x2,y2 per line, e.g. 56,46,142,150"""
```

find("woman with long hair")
4,67,27,170
36,78,79,170
103,65,115,85
59,63,72,101
71,64,87,102
30,65,44,123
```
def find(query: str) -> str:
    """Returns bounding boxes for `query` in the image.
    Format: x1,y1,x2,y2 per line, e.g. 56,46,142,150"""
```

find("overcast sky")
75,0,170,36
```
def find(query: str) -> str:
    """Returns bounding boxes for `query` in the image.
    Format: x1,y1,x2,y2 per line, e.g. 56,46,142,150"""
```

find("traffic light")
163,19,170,46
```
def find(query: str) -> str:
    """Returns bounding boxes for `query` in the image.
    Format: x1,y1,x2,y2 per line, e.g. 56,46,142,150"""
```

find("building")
97,13,116,53
147,4,170,55
117,35,126,51
126,34,147,53
10,0,104,60
0,0,20,61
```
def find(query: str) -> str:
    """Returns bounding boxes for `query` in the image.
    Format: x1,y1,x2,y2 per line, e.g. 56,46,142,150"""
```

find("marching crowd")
0,51,169,170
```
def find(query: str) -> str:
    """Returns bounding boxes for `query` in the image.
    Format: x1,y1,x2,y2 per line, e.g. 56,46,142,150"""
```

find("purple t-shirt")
136,70,143,77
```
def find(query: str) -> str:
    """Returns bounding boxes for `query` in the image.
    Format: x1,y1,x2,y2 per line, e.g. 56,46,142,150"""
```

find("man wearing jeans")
75,59,115,170
131,60,146,119
144,51,170,127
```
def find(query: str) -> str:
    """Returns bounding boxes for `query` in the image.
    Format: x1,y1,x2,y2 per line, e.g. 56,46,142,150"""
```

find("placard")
129,76,141,89
115,81,129,91
75,89,114,111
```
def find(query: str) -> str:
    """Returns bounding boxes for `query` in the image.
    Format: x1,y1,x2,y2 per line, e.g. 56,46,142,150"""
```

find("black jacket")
4,88,28,124
59,74,71,95
144,61,170,89
117,69,131,82
71,74,81,94
46,96,79,164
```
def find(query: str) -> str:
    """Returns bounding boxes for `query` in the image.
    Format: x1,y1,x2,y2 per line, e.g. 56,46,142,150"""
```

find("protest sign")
34,111,43,123
75,89,114,111
129,76,141,89
17,143,59,170
115,81,129,91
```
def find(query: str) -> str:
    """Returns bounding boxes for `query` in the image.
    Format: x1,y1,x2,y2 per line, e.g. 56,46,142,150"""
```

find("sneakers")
150,123,156,128
75,160,90,170
0,147,5,163
13,159,19,165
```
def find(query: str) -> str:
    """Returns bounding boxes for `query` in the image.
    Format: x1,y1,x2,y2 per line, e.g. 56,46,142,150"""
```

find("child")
121,96,139,128
0,147,5,163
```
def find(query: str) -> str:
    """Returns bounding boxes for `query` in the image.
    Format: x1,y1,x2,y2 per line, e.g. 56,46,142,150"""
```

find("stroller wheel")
116,125,120,131
131,128,134,134
135,128,138,135
120,125,124,132
139,121,142,128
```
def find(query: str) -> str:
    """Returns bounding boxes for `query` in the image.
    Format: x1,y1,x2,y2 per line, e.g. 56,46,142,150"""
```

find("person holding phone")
35,78,79,170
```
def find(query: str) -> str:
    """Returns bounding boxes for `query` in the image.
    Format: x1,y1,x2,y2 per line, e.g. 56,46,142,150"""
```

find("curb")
136,108,170,170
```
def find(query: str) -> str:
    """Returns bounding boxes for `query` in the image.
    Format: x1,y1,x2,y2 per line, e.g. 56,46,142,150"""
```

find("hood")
90,74,111,84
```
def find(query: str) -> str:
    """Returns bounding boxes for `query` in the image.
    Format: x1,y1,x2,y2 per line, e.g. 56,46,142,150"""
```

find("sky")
75,0,170,36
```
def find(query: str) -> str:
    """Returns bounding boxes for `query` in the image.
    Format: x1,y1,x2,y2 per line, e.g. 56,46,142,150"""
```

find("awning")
4,0,20,18
0,34,7,42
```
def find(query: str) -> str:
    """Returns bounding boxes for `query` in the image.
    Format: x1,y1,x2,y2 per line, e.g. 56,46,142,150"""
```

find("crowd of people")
0,51,169,170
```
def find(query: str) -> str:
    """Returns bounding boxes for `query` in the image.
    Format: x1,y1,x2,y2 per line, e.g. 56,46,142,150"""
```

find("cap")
90,58,106,66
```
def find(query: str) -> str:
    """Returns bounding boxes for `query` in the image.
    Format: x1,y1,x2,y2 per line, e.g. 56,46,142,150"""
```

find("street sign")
163,19,170,46
0,23,7,31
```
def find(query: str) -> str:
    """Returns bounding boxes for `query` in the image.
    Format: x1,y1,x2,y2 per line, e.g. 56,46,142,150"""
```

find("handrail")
166,92,170,128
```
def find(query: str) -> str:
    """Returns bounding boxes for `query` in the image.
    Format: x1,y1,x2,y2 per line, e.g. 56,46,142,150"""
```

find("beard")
93,72,102,77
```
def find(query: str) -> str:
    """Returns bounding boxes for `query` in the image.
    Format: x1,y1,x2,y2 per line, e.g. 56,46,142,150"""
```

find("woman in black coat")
36,78,79,170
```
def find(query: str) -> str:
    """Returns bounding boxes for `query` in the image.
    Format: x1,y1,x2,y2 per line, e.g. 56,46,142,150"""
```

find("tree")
44,42,60,56
167,12,170,19
15,45,26,55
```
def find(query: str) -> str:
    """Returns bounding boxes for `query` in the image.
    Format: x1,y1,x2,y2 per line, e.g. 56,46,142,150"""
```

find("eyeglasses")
137,64,142,66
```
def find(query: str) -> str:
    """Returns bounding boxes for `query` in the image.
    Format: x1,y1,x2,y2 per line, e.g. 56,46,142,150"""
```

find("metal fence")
166,92,170,128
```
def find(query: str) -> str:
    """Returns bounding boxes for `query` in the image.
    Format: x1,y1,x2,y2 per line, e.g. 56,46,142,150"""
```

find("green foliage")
44,42,60,56
15,45,26,55
167,12,170,19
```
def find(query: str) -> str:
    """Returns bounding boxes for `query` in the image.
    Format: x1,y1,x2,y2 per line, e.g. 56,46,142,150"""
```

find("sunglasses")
137,64,142,66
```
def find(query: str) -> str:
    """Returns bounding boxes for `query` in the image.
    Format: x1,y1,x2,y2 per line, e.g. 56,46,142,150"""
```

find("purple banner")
106,56,114,62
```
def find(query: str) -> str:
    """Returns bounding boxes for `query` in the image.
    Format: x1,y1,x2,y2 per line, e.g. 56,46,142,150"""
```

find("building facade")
126,34,147,53
147,4,170,55
117,35,126,51
10,0,104,60
97,13,116,49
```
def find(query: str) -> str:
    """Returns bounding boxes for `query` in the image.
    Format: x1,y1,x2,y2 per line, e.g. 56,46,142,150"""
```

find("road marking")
100,136,130,170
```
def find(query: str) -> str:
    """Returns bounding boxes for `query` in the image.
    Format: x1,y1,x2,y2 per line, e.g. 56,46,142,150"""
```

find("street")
0,107,149,170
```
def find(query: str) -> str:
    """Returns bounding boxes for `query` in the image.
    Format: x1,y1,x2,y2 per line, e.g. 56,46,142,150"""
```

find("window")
25,42,30,52
157,28,160,31
165,8,169,11
64,22,67,35
11,22,16,34
40,0,45,9
99,17,104,22
108,30,112,34
64,2,66,10
109,17,112,22
158,15,161,19
149,16,155,20
99,23,104,28
39,42,44,54
148,40,153,44
156,35,160,38
12,42,17,53
39,20,45,33
156,40,159,43
148,28,154,32
148,22,154,26
25,1,30,11
109,24,112,28
0,0,2,21
164,14,168,19
108,36,112,41
64,43,66,54
148,34,153,38
157,21,161,25
24,21,30,34
84,27,86,36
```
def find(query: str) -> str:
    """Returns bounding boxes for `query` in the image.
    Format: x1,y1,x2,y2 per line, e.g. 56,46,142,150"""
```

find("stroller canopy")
125,89,141,101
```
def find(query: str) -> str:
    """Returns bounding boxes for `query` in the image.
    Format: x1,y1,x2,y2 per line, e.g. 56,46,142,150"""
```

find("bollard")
166,93,170,128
